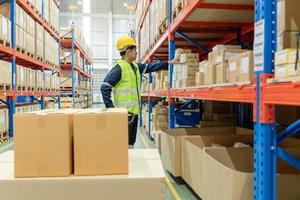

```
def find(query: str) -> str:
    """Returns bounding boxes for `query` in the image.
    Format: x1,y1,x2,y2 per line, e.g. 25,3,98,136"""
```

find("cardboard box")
277,0,300,36
275,65,288,78
73,108,128,176
203,148,300,200
277,31,299,51
180,53,199,63
214,49,246,65
160,127,245,177
239,51,254,82
275,49,293,66
26,15,35,36
153,130,163,152
0,149,166,200
286,64,300,77
26,32,35,54
180,79,195,88
202,112,213,121
182,134,253,198
0,15,11,42
212,45,241,51
0,60,12,85
216,62,228,84
14,110,76,178
195,71,204,86
228,54,240,82
0,108,7,133
203,62,216,85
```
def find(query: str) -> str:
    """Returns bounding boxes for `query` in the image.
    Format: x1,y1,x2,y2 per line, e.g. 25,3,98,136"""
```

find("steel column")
254,1,277,200
148,73,153,138
71,26,75,108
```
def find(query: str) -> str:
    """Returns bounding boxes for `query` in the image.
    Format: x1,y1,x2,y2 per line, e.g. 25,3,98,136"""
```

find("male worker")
101,35,179,148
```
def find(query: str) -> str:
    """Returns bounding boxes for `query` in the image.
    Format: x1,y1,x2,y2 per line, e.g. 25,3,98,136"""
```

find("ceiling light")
123,3,128,7
78,1,82,5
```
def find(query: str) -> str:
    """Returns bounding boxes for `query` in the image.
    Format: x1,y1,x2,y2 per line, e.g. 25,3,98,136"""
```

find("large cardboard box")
239,51,254,82
160,127,248,177
0,149,166,200
182,134,253,198
203,148,300,200
275,65,288,78
277,31,299,51
180,53,199,63
73,108,128,176
216,62,228,84
277,0,300,36
214,49,246,65
0,60,12,85
203,62,216,85
14,109,76,178
195,71,204,86
228,54,240,82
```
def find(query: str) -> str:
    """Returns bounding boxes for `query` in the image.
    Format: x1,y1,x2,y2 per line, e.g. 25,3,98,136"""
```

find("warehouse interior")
1,0,300,200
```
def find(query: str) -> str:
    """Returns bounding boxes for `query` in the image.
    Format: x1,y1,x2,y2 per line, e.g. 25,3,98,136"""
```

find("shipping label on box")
275,49,292,66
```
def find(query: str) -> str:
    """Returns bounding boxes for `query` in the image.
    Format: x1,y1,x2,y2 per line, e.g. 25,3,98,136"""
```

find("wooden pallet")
25,0,35,9
172,0,186,20
36,55,44,62
16,85,26,91
0,83,12,91
16,46,25,54
0,131,9,143
0,38,10,47
27,86,35,91
35,87,44,91
26,51,34,58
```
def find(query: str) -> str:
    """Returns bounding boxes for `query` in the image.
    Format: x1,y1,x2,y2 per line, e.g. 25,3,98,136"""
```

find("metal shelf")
137,1,300,200
17,0,60,41
60,39,93,65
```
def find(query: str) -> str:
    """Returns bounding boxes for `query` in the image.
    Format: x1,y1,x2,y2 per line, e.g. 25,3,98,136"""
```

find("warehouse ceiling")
60,0,136,14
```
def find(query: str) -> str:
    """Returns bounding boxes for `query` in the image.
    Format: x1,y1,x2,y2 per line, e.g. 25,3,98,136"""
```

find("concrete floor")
0,118,200,200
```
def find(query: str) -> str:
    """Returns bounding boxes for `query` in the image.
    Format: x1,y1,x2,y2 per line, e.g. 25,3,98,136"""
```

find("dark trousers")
128,115,138,145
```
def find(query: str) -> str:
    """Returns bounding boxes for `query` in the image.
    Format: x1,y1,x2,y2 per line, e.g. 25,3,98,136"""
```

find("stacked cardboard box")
201,101,236,127
154,70,168,90
178,53,199,88
60,71,79,88
35,22,44,59
0,60,12,87
0,108,9,135
152,103,168,132
0,15,11,44
277,0,300,51
274,49,300,78
45,30,59,67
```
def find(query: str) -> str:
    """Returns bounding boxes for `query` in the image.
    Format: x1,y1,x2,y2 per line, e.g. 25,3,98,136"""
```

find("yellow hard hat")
116,35,136,52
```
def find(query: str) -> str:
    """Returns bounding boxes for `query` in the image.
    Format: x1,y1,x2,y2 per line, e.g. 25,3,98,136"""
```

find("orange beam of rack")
61,64,92,79
170,85,255,103
0,91,60,97
0,44,14,56
15,51,60,72
263,82,300,106
137,0,152,31
198,3,254,11
60,39,93,65
150,90,168,97
17,0,60,41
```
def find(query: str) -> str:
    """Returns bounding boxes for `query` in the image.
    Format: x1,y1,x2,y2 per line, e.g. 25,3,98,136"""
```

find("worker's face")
127,47,137,61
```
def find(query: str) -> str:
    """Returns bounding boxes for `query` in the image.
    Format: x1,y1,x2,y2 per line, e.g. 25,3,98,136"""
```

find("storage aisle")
136,128,200,200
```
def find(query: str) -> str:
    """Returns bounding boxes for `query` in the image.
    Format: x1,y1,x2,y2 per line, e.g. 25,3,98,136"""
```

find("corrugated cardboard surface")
182,134,253,198
73,108,128,176
160,127,238,177
14,109,77,178
203,148,300,200
0,149,166,200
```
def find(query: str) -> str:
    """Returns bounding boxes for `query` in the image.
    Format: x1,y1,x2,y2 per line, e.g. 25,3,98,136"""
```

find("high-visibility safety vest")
113,60,141,115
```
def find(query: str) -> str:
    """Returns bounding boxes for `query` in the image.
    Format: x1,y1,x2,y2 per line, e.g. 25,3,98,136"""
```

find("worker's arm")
138,61,169,74
100,66,121,108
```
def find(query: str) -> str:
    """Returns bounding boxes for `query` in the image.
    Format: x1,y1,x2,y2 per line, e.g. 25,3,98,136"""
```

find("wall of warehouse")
60,0,136,103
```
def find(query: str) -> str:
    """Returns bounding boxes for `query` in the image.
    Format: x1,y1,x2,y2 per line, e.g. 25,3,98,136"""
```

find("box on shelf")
216,62,228,84
203,62,216,85
160,127,249,177
0,15,11,43
26,14,35,37
212,45,242,52
239,51,254,82
214,49,246,65
14,109,77,178
275,65,288,78
26,33,35,55
16,65,26,87
180,53,199,63
60,71,79,88
228,54,240,82
0,108,8,133
195,71,204,86
73,108,128,176
0,60,12,86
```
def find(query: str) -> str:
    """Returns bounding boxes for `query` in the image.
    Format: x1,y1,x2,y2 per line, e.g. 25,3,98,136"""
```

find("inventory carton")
214,49,246,65
239,51,254,82
216,62,228,83
161,127,241,177
275,65,288,78
0,149,166,200
203,62,216,85
180,53,199,63
73,108,128,176
277,0,300,35
228,54,240,82
203,148,300,200
182,134,253,198
14,109,77,178
195,71,204,86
